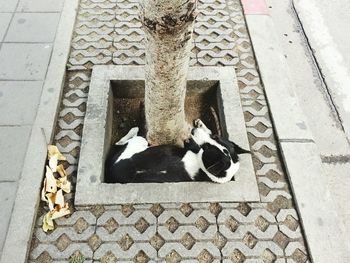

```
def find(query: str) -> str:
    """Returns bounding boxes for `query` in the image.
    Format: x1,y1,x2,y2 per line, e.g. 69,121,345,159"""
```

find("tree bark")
139,0,198,146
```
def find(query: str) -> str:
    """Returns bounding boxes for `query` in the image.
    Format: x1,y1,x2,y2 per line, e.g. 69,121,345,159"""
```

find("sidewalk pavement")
0,0,64,258
266,0,350,258
1,0,349,262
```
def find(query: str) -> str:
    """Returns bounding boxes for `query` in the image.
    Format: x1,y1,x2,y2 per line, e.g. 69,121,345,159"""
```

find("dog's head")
188,119,249,183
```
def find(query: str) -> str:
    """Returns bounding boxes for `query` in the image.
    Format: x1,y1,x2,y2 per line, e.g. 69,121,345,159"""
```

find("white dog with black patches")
105,119,249,183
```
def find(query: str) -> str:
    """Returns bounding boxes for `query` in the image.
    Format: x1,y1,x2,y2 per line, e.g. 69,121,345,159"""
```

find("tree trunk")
139,0,198,146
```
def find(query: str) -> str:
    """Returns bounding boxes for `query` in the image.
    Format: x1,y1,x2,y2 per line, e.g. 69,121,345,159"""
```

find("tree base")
111,81,221,146
75,66,259,205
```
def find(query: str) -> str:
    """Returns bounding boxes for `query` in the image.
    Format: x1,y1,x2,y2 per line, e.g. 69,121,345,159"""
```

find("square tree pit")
75,66,260,205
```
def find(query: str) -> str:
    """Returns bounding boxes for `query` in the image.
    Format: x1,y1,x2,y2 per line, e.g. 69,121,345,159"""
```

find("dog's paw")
194,119,204,128
194,119,212,135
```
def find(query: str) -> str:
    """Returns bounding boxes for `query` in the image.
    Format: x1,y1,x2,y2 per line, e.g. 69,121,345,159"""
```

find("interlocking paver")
30,243,93,261
94,242,157,261
0,81,43,125
0,13,12,41
159,242,221,258
0,43,52,80
0,126,31,181
5,13,60,42
17,0,64,12
27,0,311,261
0,182,17,253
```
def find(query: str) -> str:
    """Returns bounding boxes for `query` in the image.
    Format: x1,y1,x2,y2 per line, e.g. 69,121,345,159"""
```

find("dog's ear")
184,137,201,153
232,142,250,155
212,135,250,155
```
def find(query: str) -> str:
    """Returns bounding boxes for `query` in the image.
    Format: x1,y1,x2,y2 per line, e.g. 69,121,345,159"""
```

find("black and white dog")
105,119,249,183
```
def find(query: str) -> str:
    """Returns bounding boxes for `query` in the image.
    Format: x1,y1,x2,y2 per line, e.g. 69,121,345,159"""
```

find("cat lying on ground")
105,119,249,183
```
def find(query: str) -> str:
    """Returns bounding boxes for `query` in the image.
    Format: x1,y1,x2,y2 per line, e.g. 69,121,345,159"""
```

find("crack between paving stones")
92,212,98,261
156,212,160,262
274,215,288,259
0,1,20,50
290,0,349,145
214,210,224,262
321,154,350,164
279,138,314,143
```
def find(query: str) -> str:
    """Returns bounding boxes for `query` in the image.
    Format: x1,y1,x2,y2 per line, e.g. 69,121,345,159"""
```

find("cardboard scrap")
55,189,65,207
49,155,58,172
43,212,54,232
51,203,71,220
56,164,67,178
41,145,72,232
41,178,48,202
46,192,56,211
45,166,57,193
56,177,71,193
48,145,66,161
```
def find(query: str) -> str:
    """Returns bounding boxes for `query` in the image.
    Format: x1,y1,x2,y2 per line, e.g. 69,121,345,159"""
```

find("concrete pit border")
75,65,260,205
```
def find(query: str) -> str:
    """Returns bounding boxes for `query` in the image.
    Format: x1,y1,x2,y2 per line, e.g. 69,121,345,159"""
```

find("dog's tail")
115,127,139,145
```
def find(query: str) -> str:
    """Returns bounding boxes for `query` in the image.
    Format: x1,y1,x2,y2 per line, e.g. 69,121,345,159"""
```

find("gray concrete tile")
0,13,12,41
0,43,52,80
0,81,43,125
17,0,64,12
323,163,350,243
0,0,18,12
0,126,31,181
280,141,350,262
0,182,17,253
5,13,60,43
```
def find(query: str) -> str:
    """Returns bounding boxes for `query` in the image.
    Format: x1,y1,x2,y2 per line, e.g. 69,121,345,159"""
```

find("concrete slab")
5,13,60,43
323,162,350,250
0,126,31,181
0,43,52,80
266,0,350,157
75,66,260,205
245,15,313,142
0,13,12,41
0,182,17,257
294,0,350,143
280,142,350,262
0,0,18,12
17,0,64,12
0,81,43,125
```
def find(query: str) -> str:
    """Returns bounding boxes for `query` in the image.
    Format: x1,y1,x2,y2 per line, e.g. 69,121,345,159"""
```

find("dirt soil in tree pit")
112,92,221,144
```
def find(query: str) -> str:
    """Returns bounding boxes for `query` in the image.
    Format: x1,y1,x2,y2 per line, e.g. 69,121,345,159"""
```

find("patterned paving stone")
28,0,311,261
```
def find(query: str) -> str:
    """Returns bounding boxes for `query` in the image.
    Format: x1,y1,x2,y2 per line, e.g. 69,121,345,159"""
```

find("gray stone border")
245,14,350,262
0,0,80,262
75,66,260,205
